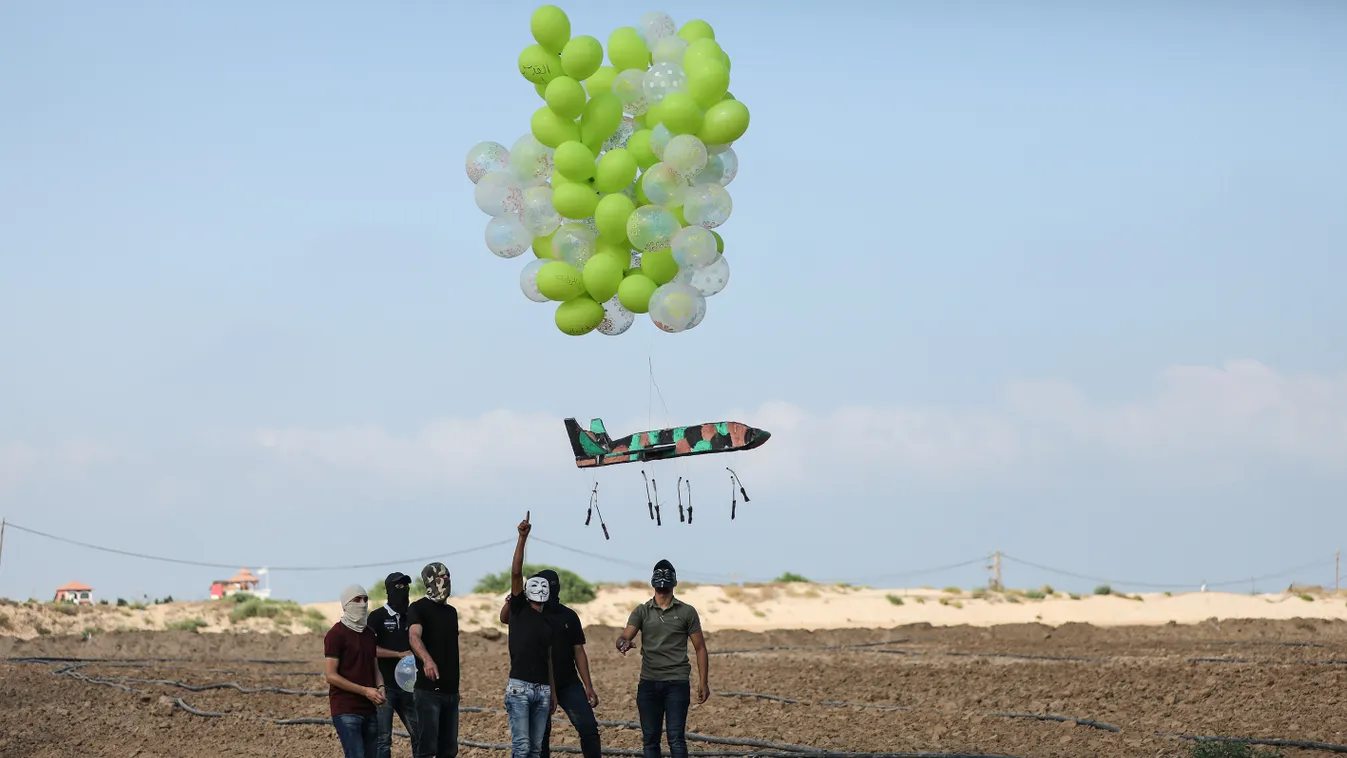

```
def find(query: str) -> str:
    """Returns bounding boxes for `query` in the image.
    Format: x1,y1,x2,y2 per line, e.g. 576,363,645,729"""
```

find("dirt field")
2,619,1346,758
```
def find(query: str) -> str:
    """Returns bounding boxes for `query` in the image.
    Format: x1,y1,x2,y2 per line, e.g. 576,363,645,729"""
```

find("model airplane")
563,417,770,468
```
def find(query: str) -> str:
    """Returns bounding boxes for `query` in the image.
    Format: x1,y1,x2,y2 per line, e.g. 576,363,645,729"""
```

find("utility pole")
987,551,1003,591
1336,550,1340,594
0,518,6,572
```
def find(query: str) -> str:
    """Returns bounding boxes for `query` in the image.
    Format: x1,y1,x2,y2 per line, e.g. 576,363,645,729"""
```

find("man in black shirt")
409,561,460,758
500,568,601,758
370,571,420,758
505,514,556,758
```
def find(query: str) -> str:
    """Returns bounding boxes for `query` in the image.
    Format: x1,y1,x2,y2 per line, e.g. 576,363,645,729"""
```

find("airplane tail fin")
564,417,611,460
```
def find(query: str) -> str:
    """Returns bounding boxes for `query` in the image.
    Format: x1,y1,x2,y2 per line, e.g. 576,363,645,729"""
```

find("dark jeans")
413,689,459,758
636,679,690,758
378,683,420,758
541,681,601,758
333,712,379,758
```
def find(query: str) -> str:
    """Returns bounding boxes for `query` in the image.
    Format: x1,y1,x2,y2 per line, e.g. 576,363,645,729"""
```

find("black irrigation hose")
458,742,1026,758
937,651,1110,663
4,656,308,665
92,676,327,696
716,692,1121,734
710,639,910,656
1188,656,1347,666
1161,732,1347,754
1204,640,1328,648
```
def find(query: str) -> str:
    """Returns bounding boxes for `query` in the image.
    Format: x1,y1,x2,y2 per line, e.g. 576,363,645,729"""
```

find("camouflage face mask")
421,562,451,603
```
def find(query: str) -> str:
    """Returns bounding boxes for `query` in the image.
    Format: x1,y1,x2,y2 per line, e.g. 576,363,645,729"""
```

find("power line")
1000,553,1335,591
1,521,512,572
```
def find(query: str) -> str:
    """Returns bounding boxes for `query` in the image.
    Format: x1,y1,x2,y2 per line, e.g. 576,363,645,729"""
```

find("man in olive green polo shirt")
615,559,709,758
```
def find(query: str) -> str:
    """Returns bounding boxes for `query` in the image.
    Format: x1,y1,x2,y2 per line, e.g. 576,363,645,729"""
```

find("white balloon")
552,222,597,268
474,171,524,217
486,215,531,258
520,186,561,237
465,141,509,184
691,153,726,186
597,296,635,335
662,134,708,178
642,62,687,105
604,116,637,152
613,69,650,116
638,11,677,47
685,254,729,297
649,124,672,160
648,282,705,333
651,35,689,65
508,134,554,186
685,293,707,330
670,225,718,269
519,259,551,302
717,147,738,186
683,184,732,228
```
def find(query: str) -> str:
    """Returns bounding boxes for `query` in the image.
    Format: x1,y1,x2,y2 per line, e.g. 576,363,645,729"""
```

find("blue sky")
2,1,1345,604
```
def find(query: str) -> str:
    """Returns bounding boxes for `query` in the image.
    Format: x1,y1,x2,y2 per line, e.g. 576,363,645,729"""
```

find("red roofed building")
54,581,93,605
209,567,270,600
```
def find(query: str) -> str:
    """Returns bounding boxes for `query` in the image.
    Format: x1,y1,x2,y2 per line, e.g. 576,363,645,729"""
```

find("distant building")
54,581,94,605
210,567,270,600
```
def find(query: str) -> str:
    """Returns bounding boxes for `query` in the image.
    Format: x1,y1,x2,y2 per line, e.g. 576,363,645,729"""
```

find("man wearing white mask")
505,513,557,758
325,584,387,758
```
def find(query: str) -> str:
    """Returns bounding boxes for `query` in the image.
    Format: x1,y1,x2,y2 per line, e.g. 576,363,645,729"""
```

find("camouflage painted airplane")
563,417,770,468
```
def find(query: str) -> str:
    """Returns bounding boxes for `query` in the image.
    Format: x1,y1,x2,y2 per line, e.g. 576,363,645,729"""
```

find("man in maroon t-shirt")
325,584,387,758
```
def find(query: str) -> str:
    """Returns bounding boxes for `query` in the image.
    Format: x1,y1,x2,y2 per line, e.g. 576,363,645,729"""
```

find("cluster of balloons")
466,5,748,337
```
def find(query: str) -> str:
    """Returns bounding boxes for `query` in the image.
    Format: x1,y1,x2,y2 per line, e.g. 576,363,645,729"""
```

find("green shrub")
1023,590,1046,600
302,609,328,634
1298,594,1314,602
774,572,810,583
941,586,961,594
230,598,299,622
1188,739,1284,757
1094,584,1112,595
886,594,903,605
168,618,207,632
473,565,596,605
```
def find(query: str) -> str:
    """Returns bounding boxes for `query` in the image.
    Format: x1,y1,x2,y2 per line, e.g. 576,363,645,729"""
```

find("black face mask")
387,583,410,612
651,560,677,590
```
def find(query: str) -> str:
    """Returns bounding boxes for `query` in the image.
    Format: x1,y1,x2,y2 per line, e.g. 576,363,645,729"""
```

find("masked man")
500,569,601,758
369,571,420,758
615,560,709,758
325,584,386,758
408,562,460,758
504,515,557,758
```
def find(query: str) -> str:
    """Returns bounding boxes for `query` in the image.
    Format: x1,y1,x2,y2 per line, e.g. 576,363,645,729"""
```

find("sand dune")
4,583,1345,641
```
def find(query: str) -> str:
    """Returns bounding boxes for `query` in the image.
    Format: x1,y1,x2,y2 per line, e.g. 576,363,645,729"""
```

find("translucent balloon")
649,124,672,160
684,254,730,296
642,62,687,105
395,655,417,693
683,184,732,228
648,282,705,333
706,142,732,154
520,186,561,237
691,152,725,185
685,295,707,330
613,69,650,116
519,258,552,302
662,134,707,178
466,141,510,184
717,147,738,186
552,222,597,268
626,205,680,252
638,11,677,47
597,296,635,336
485,215,532,258
651,35,689,65
604,116,636,152
474,171,524,217
670,225,719,269
508,134,554,186
641,163,689,207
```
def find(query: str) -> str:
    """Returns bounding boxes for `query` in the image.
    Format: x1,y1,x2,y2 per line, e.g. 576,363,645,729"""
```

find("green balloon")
594,193,636,241
685,59,729,109
594,148,638,194
553,141,596,181
682,38,724,70
553,182,600,219
555,296,605,336
534,82,548,100
537,261,585,301
640,247,679,285
519,44,563,85
618,273,658,313
670,205,687,227
711,230,724,254
533,232,556,259
581,94,624,148
544,76,587,120
623,266,640,277
581,251,624,302
531,106,580,148
627,130,657,169
585,66,618,99
697,99,750,145
607,27,650,71
597,237,631,261
659,93,703,136
561,35,604,81
678,19,715,42
531,5,571,55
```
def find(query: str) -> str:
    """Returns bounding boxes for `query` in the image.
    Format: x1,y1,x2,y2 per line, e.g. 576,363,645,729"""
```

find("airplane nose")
748,427,770,446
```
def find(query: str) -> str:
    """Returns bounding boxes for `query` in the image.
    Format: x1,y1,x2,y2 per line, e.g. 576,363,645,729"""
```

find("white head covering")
340,584,369,633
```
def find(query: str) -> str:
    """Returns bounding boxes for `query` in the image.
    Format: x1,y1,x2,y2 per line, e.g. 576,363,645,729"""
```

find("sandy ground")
6,582,1346,640
3,619,1347,758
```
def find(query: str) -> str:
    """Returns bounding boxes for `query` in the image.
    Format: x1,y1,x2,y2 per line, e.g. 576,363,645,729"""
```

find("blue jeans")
636,679,690,758
377,682,420,758
413,689,459,758
333,712,379,758
504,678,552,758
542,681,601,758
